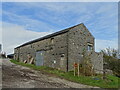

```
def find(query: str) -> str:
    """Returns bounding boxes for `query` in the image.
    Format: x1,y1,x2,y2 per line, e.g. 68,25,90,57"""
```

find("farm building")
14,23,103,73
7,54,14,59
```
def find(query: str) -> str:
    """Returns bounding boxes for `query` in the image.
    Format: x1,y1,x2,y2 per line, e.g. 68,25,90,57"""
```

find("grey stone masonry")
14,23,103,73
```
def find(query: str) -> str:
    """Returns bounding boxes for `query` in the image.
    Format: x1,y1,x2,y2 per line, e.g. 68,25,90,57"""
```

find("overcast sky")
1,2,118,54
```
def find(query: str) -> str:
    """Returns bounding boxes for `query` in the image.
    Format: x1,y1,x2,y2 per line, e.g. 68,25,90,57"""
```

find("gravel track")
2,58,99,88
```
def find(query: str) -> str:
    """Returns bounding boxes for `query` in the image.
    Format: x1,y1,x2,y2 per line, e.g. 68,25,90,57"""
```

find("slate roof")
15,23,83,49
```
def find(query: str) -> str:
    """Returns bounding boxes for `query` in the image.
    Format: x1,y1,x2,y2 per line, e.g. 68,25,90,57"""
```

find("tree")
79,49,95,76
101,47,120,77
101,47,118,58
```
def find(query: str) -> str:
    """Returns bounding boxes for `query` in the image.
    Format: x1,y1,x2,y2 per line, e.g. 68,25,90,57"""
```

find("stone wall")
14,32,68,71
68,24,95,71
14,23,103,73
87,51,103,74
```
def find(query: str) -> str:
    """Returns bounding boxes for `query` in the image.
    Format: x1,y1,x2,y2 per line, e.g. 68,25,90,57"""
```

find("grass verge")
10,59,119,88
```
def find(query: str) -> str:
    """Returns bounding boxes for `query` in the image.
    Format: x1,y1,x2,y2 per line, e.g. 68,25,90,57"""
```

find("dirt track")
2,58,98,88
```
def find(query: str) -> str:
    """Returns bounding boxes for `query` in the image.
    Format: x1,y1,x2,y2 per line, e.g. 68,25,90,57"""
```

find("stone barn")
14,23,103,73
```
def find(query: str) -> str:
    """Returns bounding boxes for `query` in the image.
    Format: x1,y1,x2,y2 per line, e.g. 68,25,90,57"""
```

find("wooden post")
91,66,94,76
78,63,79,76
103,69,106,80
74,62,75,76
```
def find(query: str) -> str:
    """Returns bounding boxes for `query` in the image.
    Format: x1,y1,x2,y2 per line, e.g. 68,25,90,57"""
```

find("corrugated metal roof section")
15,23,84,49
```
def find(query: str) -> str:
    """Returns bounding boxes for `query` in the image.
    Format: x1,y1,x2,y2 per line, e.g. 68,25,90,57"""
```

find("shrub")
79,50,95,76
101,47,120,77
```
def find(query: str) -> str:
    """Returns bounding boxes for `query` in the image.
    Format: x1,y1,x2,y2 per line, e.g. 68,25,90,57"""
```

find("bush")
79,50,95,76
101,47,120,77
106,57,120,77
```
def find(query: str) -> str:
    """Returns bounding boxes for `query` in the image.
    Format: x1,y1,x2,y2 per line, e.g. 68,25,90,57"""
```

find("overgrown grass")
10,59,119,88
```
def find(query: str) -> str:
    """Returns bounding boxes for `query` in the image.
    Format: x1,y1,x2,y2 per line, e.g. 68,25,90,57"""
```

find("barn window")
61,53,65,57
87,44,93,51
61,46,63,48
50,38,54,44
53,60,56,64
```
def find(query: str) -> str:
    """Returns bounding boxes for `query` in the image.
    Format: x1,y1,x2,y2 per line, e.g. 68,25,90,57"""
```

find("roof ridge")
15,23,83,49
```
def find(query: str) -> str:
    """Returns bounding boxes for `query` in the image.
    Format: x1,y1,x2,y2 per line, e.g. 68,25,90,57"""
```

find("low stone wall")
87,51,103,74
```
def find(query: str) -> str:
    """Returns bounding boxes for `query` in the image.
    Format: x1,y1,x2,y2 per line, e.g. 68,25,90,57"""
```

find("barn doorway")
35,51,44,66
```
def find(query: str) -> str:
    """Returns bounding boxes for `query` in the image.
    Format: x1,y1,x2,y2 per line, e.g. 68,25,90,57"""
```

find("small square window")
61,54,65,57
50,38,54,44
87,45,93,51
